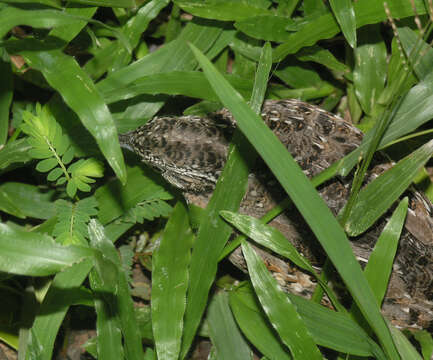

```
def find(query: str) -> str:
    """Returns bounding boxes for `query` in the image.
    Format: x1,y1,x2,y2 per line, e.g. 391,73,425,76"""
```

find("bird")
119,99,433,332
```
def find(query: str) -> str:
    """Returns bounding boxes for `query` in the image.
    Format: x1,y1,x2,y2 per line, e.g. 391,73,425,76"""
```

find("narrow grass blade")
207,292,252,360
230,283,383,358
180,134,252,358
241,241,322,359
0,57,12,145
190,44,399,359
152,202,193,360
0,222,94,276
364,198,408,304
344,140,433,236
11,42,127,184
250,42,272,113
88,219,145,360
390,325,423,360
89,262,123,360
229,285,292,360
413,331,433,360
220,210,345,312
329,0,356,48
26,259,94,360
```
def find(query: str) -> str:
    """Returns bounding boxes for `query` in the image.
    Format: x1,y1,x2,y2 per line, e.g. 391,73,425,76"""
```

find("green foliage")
20,104,104,198
52,197,98,245
1,0,433,359
123,197,173,223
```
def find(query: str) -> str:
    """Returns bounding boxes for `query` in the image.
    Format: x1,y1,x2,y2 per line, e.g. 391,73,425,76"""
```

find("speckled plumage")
120,99,433,331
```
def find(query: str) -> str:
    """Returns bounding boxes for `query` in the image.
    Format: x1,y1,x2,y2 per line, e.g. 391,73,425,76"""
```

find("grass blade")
9,41,127,184
190,43,399,359
152,202,193,360
329,0,357,48
180,134,251,358
25,259,94,360
344,140,433,236
207,292,252,360
363,198,408,304
0,222,94,276
241,241,322,359
229,285,292,360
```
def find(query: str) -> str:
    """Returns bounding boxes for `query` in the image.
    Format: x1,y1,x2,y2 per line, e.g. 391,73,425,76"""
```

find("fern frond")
21,104,73,184
53,197,99,245
67,159,104,198
20,103,104,198
122,188,173,224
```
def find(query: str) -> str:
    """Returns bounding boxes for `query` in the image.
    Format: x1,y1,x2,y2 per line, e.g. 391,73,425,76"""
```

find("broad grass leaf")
0,182,56,219
180,133,252,358
0,222,94,276
235,15,297,42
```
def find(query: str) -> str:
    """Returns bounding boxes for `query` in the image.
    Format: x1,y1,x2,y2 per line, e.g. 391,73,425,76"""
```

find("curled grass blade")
190,43,399,359
152,202,193,360
241,241,322,359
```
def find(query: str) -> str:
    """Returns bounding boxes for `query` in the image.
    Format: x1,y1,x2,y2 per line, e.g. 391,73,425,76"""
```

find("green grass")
0,0,433,359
